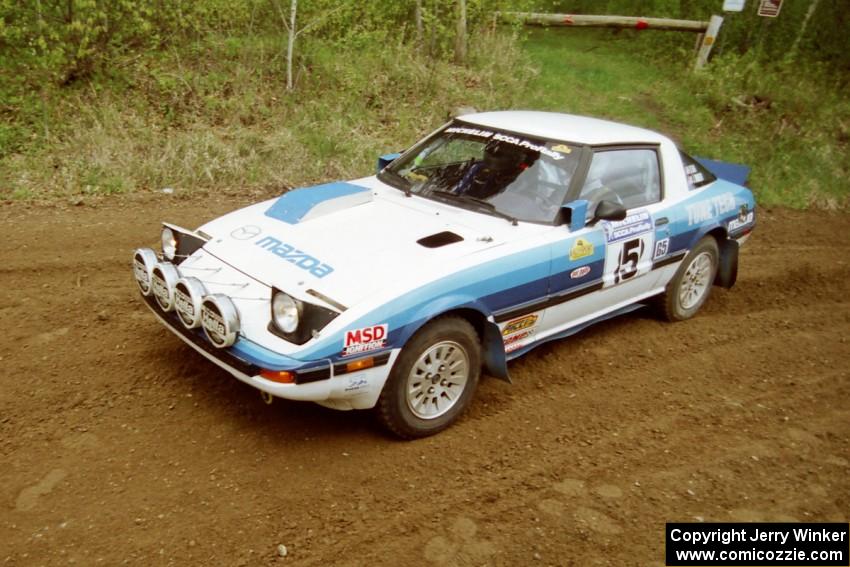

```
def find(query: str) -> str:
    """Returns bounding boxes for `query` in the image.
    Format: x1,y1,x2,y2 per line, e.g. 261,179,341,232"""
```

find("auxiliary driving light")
133,248,159,296
151,262,180,311
173,277,207,329
200,294,240,348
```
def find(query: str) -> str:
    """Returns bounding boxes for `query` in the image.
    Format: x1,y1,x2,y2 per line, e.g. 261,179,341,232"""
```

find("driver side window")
579,148,661,214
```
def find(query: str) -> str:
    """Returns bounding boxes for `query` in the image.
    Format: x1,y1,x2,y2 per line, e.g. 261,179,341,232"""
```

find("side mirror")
590,200,627,225
377,152,402,173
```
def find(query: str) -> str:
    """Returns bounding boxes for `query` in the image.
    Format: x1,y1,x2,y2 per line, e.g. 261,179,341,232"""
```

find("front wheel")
375,317,481,439
659,237,719,321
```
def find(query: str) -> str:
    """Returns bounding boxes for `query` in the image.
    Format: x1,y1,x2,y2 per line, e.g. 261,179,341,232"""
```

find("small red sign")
757,0,782,17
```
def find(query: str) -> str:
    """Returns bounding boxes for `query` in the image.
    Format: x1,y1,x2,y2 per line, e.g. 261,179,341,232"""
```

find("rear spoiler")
694,156,751,187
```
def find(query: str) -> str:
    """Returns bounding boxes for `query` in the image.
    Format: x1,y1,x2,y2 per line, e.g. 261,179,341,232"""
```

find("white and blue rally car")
133,111,756,438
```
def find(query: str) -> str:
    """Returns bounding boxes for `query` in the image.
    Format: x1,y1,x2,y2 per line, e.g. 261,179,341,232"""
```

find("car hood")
198,178,518,309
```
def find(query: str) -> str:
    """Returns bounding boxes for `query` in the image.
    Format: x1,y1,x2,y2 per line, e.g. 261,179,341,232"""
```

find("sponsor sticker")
343,324,388,357
344,377,369,392
504,329,533,346
569,238,594,261
603,211,653,243
502,314,538,337
174,288,194,319
490,133,565,161
201,307,227,344
445,126,494,138
151,273,169,305
570,265,591,279
133,259,150,290
504,329,534,353
728,208,754,231
551,144,572,154
653,237,670,260
685,192,736,226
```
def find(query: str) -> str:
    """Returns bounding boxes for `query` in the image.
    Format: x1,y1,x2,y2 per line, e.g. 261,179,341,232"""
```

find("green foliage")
521,28,849,209
535,0,850,78
0,0,846,210
0,27,532,199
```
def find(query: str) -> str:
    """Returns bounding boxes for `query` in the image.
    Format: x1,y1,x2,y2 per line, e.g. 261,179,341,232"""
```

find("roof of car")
458,111,669,146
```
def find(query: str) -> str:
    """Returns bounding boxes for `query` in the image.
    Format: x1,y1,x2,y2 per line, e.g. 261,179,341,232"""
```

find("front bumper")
140,287,397,410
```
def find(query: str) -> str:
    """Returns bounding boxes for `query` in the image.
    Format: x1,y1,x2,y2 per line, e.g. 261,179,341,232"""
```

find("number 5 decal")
615,238,645,284
602,233,654,288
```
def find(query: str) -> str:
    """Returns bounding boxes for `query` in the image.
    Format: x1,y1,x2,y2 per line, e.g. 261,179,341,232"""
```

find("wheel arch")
399,299,510,384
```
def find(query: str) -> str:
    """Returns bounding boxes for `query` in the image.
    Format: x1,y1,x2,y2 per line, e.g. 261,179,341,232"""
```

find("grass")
0,31,533,201
1,27,847,209
519,28,850,209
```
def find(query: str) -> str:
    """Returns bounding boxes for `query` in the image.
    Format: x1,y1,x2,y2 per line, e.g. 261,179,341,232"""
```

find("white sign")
757,0,782,17
722,0,745,12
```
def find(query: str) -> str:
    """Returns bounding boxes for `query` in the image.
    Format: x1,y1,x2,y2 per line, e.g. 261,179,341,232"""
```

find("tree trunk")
286,0,297,91
415,0,423,46
454,0,467,65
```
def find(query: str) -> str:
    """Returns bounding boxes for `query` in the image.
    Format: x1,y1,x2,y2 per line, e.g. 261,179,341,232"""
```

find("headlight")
161,227,177,261
272,292,301,334
268,288,340,344
159,223,208,265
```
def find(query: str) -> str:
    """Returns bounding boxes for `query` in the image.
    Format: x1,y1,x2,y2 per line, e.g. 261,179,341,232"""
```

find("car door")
538,146,667,337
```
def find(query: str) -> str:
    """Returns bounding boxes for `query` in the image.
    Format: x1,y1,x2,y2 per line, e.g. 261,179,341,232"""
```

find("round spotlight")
151,262,180,311
174,277,207,329
200,294,240,348
133,248,159,296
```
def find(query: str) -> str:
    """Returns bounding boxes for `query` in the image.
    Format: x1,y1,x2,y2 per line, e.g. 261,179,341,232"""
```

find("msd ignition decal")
343,324,388,357
602,210,654,288
254,236,334,278
686,192,736,226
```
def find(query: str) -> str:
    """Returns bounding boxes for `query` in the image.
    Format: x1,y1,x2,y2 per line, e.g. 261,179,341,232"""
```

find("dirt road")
1,194,848,566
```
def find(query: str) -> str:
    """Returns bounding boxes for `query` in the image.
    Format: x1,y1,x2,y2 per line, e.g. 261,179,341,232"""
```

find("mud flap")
715,238,739,289
482,322,511,383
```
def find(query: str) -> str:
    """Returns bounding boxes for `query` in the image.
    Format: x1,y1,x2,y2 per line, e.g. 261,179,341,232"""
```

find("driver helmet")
482,141,521,174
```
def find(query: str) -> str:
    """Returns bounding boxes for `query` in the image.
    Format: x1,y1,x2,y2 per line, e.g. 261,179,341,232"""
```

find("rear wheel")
376,317,480,439
659,237,719,321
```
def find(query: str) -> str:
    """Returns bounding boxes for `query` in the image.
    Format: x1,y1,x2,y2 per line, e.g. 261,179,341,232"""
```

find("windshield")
381,122,581,224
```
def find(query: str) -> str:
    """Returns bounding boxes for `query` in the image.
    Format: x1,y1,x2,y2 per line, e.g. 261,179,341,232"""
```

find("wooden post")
286,0,297,91
695,15,723,69
455,0,467,65
497,12,709,32
414,0,423,46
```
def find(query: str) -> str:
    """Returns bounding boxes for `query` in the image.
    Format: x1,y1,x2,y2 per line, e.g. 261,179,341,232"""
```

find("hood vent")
417,231,464,249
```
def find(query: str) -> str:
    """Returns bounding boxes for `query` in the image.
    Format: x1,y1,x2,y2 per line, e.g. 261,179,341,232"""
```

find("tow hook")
260,391,274,405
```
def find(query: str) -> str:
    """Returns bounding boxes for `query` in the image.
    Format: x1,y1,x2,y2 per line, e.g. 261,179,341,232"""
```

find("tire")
659,237,720,321
375,316,481,439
